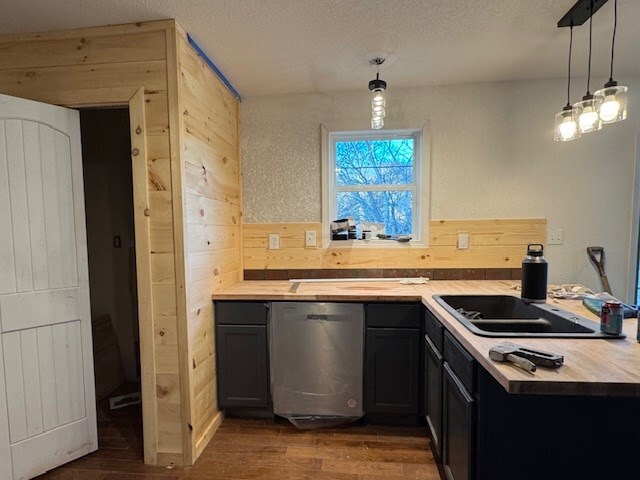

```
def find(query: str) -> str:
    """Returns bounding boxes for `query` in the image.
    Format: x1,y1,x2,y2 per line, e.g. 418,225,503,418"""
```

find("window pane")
335,138,414,186
337,190,413,236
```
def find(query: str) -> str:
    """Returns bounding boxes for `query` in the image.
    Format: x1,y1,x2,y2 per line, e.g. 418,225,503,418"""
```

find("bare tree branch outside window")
335,138,414,235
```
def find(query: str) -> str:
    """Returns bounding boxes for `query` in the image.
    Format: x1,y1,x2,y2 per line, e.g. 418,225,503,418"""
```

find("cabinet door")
365,328,420,414
425,335,444,458
443,362,475,480
217,325,269,408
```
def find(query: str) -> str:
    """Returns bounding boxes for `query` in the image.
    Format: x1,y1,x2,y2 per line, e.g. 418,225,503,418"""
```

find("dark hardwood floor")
38,405,440,480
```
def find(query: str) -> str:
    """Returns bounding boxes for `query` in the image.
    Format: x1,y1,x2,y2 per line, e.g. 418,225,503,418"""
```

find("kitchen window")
322,125,429,245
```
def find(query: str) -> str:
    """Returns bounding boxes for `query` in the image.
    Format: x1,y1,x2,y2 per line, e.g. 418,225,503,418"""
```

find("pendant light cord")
567,26,573,106
586,1,593,95
609,0,617,82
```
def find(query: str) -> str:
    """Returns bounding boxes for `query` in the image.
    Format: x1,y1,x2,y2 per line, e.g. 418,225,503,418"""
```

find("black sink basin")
433,295,625,339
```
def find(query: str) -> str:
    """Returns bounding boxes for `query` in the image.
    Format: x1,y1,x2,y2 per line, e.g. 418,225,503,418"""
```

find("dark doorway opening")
80,108,144,458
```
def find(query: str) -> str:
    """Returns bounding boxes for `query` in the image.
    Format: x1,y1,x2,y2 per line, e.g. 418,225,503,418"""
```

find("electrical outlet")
548,229,564,245
305,230,317,247
457,232,469,250
268,233,280,250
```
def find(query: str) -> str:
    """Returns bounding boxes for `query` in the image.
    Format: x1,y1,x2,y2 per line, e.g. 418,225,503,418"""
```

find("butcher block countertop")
212,280,640,397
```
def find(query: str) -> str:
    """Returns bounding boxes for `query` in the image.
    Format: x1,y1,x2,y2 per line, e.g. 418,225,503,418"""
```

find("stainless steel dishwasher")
269,302,364,428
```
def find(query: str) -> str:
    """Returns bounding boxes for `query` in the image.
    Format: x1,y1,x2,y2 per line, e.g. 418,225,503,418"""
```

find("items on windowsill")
376,234,412,242
360,222,385,238
331,217,356,240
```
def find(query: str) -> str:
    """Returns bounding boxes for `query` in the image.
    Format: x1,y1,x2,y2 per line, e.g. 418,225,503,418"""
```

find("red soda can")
600,301,623,335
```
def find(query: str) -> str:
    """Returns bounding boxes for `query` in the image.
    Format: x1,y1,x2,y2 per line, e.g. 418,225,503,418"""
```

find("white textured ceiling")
0,0,639,97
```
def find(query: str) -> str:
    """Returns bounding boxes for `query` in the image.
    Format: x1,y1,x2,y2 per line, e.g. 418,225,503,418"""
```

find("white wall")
242,77,640,299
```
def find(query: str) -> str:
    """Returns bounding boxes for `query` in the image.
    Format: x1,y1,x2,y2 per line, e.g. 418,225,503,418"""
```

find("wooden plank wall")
173,28,242,462
0,21,214,466
243,219,547,269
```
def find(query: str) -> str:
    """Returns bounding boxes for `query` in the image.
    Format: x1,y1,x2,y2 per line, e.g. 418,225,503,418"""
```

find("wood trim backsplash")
242,219,546,271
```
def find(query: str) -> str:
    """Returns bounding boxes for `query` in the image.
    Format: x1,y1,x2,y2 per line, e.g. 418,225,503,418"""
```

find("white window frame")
321,123,430,247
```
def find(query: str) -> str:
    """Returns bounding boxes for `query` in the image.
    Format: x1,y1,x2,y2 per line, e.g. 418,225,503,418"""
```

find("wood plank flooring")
37,407,441,480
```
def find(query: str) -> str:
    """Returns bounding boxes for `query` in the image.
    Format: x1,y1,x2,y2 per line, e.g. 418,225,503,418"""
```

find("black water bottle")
521,244,548,303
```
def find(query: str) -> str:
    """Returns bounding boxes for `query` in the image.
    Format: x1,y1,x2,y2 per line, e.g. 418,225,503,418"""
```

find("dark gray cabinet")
424,309,445,457
443,362,474,480
442,330,476,480
217,325,269,407
364,327,420,414
424,334,443,457
364,303,422,415
215,302,270,409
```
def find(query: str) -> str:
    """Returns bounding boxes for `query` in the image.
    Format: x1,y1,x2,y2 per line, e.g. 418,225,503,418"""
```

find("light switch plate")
305,230,317,247
457,232,469,250
268,233,280,250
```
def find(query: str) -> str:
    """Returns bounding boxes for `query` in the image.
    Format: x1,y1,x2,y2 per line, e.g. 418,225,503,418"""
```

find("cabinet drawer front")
216,302,269,325
443,331,475,393
424,308,444,351
366,303,421,328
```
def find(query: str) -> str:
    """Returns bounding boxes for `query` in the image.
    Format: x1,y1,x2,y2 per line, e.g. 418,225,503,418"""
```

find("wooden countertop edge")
211,294,424,302
212,280,640,397
421,295,640,397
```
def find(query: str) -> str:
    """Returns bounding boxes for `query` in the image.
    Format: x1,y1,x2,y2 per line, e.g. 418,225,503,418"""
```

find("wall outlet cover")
457,232,469,250
268,233,280,250
305,230,317,247
548,229,564,245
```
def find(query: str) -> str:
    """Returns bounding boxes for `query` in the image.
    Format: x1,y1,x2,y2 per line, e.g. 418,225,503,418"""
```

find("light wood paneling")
175,28,241,464
0,31,167,69
165,26,194,466
0,20,242,467
0,61,167,107
0,21,184,466
128,87,159,465
243,219,546,270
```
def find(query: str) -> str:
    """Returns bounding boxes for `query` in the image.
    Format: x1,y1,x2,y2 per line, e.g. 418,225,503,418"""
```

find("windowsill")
326,239,427,248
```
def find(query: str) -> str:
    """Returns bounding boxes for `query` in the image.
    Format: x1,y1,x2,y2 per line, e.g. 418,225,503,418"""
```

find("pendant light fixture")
595,0,628,124
368,57,386,130
574,1,602,134
554,26,581,141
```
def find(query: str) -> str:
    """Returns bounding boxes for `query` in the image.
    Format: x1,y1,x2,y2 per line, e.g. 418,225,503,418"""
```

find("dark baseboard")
244,268,521,281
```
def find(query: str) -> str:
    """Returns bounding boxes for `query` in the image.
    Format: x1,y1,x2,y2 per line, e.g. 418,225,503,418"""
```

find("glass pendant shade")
371,88,385,129
554,106,581,141
372,103,385,118
368,58,387,130
574,95,602,133
372,90,385,108
595,84,628,124
371,116,384,129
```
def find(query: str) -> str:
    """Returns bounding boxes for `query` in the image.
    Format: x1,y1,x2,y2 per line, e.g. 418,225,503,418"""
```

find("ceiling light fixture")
594,0,627,124
554,26,581,141
368,57,386,130
556,0,629,140
574,1,602,134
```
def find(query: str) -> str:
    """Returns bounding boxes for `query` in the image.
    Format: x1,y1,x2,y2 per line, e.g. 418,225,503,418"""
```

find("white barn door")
0,94,97,479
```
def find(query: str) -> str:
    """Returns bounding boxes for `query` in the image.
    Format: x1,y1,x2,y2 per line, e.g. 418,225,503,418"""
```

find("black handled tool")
489,342,564,373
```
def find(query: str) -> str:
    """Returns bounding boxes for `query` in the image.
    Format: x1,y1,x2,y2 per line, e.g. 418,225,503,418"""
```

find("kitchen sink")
433,295,626,339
